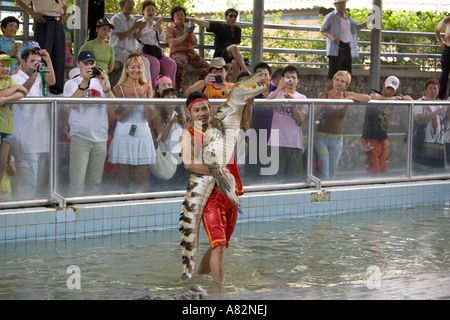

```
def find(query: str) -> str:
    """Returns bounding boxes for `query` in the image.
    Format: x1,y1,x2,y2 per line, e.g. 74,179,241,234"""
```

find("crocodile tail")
179,174,215,280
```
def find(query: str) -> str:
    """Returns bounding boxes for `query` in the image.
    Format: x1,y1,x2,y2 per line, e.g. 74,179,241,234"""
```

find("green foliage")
66,0,194,17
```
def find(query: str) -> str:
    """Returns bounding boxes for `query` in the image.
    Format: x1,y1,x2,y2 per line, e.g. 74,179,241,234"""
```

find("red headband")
187,98,209,110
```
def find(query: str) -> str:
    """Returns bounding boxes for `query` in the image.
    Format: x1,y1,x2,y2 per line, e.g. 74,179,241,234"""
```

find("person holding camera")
266,66,308,183
184,57,233,113
62,50,115,196
10,46,55,199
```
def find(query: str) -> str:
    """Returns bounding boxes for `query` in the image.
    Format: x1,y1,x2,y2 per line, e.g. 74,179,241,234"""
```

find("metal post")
369,0,382,90
74,0,88,64
251,0,264,73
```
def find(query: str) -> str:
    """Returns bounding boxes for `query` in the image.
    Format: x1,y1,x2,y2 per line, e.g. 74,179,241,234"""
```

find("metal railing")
0,2,439,71
1,97,449,210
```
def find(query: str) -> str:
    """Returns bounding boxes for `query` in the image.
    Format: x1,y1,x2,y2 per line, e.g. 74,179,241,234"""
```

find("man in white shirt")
109,0,151,80
63,50,115,196
11,44,55,199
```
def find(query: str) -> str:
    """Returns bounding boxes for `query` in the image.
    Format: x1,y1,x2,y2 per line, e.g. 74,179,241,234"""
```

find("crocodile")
179,71,266,280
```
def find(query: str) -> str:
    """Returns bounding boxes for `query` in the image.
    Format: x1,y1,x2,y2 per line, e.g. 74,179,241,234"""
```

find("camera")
284,78,294,84
91,67,103,77
171,110,178,120
30,63,50,73
214,75,223,83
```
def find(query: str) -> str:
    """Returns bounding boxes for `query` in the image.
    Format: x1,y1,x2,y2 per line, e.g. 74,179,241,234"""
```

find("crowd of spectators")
0,0,449,200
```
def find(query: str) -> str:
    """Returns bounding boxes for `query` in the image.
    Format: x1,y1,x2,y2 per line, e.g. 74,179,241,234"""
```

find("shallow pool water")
1,205,450,300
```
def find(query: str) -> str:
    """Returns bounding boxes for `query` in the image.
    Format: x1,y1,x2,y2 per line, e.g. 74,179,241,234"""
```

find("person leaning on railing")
10,44,56,200
315,70,370,180
266,66,308,183
413,78,447,173
0,53,27,188
362,76,412,175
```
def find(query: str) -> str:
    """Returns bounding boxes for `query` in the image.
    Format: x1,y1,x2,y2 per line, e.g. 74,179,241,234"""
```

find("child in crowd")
153,87,189,185
0,16,21,74
0,153,16,200
154,75,173,97
0,53,27,185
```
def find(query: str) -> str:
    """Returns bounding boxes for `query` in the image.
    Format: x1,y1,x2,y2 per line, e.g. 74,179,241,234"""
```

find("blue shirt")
320,10,359,59
0,35,21,74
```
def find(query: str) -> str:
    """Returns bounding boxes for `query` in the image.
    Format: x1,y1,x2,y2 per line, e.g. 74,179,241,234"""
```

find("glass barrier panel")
3,102,52,202
242,102,309,186
411,103,449,176
311,101,410,181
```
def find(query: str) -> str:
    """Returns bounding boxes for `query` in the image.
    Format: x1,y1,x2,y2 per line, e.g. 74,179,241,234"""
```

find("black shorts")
214,47,233,64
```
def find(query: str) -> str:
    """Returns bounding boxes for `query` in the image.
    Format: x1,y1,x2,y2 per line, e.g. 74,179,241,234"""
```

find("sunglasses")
228,14,238,18
26,49,42,56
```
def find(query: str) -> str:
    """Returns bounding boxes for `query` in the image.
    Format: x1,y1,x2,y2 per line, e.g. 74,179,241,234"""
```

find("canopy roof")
192,0,450,13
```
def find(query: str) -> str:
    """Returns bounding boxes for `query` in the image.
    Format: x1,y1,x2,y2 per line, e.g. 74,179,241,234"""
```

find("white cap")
384,76,400,90
333,0,348,3
69,67,80,79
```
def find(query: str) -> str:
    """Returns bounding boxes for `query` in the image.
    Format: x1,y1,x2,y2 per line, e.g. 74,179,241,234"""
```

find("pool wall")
1,180,450,243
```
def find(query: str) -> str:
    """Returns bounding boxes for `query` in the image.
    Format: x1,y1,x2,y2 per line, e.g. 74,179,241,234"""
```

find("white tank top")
340,16,352,43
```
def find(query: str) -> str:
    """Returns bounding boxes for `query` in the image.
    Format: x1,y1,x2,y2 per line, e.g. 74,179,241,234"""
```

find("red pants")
361,138,389,175
202,189,238,249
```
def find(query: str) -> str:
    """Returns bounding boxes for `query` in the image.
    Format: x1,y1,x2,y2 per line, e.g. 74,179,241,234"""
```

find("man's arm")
41,49,56,86
185,80,207,98
180,130,211,175
15,0,46,23
190,18,210,29
415,107,446,125
436,18,446,49
115,19,145,41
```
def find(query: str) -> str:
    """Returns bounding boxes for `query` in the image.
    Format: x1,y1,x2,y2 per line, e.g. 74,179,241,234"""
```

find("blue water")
0,205,449,300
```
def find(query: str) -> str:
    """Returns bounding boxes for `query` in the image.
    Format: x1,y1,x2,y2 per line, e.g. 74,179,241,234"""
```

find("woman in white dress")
109,54,156,192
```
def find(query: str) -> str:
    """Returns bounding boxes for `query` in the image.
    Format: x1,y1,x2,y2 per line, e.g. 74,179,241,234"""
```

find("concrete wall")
297,68,441,99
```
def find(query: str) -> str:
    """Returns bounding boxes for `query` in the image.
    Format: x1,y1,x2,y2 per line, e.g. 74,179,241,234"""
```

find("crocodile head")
229,71,266,102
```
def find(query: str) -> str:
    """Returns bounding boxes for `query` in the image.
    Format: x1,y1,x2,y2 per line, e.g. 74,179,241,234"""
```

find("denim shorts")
0,132,13,144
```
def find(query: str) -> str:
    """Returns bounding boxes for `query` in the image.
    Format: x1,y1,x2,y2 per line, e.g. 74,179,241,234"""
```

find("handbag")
142,44,163,59
150,135,177,180
140,28,163,59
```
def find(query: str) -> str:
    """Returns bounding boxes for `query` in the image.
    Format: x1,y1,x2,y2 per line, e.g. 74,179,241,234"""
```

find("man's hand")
40,49,52,64
134,19,146,30
31,11,46,23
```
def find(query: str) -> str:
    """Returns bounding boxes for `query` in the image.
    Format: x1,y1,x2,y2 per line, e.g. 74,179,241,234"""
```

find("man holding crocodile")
179,73,264,287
